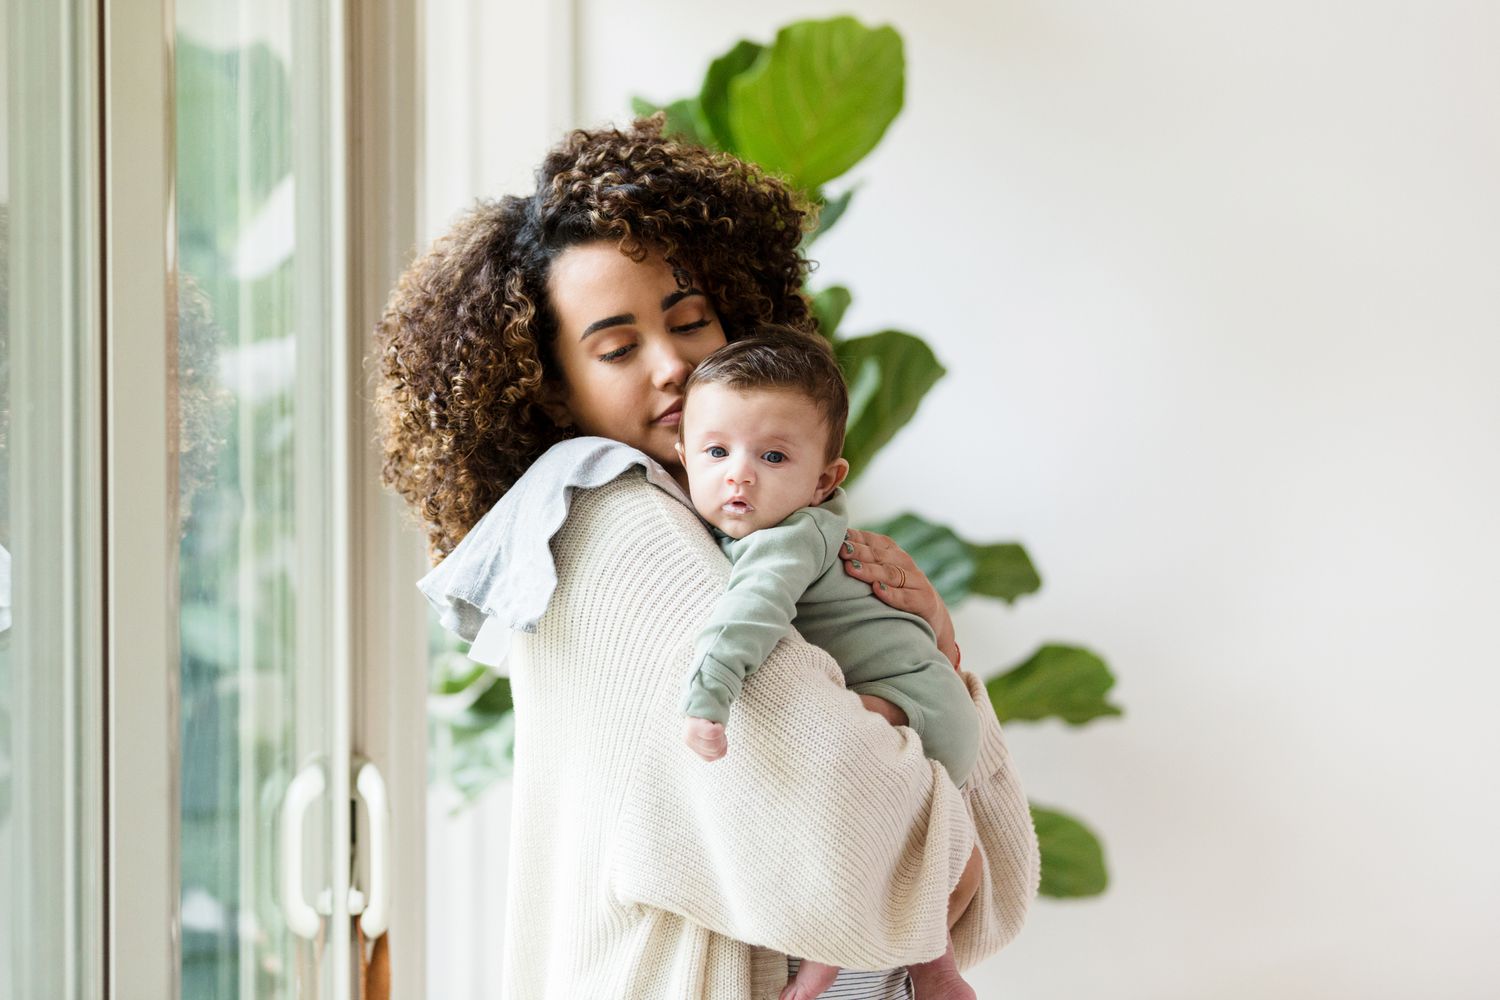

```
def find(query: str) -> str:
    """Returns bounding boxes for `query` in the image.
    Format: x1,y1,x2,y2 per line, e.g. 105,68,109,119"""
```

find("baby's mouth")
722,498,754,515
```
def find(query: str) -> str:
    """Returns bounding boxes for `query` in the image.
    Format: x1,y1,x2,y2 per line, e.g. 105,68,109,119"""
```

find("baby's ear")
674,440,686,464
818,457,850,498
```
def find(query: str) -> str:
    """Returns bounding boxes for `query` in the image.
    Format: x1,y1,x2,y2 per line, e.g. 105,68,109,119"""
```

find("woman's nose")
649,337,693,390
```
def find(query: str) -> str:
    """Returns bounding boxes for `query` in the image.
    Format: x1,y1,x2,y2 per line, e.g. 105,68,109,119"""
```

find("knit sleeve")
610,632,980,971
948,668,1042,970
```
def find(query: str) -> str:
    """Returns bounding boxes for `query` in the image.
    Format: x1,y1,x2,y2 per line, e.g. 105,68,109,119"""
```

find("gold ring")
894,565,907,589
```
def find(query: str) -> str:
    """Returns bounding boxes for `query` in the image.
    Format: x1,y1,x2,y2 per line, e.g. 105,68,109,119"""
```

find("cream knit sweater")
499,470,1039,999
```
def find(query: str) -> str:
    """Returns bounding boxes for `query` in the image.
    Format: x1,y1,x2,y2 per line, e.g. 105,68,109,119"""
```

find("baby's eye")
706,446,727,458
762,451,786,464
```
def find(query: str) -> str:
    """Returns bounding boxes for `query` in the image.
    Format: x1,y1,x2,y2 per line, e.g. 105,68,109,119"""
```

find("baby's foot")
906,936,976,1000
780,958,841,1000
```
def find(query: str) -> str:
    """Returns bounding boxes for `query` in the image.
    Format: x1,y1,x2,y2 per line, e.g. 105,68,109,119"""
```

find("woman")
376,119,1038,999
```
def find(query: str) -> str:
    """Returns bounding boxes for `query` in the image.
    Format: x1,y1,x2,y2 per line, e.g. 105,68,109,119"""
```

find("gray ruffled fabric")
417,436,691,646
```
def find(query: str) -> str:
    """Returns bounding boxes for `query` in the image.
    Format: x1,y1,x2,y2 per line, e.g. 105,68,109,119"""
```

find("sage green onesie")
680,488,980,787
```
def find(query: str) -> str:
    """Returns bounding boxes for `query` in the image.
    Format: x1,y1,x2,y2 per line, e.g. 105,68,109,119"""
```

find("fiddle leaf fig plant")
434,14,1124,900
639,14,1125,901
725,19,903,190
836,330,946,481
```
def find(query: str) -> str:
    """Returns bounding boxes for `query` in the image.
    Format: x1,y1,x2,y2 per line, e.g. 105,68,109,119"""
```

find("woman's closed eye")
597,318,710,362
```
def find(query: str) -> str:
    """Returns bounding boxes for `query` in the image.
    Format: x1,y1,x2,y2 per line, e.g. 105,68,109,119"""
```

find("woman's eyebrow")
580,314,633,340
661,288,704,311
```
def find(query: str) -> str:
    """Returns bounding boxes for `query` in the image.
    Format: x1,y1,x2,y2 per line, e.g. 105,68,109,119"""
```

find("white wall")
421,0,574,242
571,3,1500,997
421,2,574,994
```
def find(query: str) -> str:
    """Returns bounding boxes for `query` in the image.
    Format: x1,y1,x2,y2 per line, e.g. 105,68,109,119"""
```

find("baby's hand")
683,717,728,761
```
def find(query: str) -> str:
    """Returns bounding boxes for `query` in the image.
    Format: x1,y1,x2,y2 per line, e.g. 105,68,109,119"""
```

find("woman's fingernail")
851,559,862,569
878,582,888,591
842,541,855,555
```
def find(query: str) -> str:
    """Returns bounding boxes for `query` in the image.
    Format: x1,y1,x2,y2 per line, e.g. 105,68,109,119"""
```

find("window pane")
175,3,343,997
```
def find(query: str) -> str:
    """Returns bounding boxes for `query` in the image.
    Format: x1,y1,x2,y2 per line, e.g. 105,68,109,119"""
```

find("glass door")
172,2,353,998
5,0,414,994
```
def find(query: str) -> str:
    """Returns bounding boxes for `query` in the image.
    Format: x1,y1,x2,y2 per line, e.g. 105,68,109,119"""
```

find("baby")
673,328,982,1000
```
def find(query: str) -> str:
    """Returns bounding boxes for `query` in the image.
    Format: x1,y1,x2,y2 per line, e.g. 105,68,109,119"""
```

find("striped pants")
785,957,913,999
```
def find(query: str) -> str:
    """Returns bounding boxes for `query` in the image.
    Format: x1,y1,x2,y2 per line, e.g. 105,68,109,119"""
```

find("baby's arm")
681,512,836,758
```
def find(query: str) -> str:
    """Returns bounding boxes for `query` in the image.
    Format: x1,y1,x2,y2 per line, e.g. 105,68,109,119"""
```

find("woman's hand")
840,528,961,668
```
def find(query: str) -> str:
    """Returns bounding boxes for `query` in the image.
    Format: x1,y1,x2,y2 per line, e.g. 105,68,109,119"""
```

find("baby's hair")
681,326,848,464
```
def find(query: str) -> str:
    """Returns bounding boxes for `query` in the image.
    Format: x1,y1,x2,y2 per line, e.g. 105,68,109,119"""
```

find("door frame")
343,2,428,998
99,0,426,996
102,0,178,994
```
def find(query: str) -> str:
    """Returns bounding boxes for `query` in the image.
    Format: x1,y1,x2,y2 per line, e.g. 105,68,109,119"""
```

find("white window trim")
344,1,427,997
102,0,178,995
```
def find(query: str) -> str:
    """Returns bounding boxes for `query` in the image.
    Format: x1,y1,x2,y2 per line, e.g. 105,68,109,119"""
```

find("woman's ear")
536,381,575,429
816,457,850,500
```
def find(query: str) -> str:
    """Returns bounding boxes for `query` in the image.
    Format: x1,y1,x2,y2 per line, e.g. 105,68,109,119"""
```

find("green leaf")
968,542,1042,604
470,674,513,718
431,659,487,696
431,708,516,807
698,39,764,150
810,285,852,340
630,95,710,147
1031,804,1109,898
987,644,1123,726
728,17,904,190
861,512,1042,608
804,186,856,246
835,330,944,484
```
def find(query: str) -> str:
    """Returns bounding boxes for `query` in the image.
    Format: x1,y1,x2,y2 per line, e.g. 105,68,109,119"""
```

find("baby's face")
675,384,846,539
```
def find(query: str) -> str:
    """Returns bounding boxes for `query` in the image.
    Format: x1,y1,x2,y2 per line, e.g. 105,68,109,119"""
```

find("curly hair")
374,117,817,562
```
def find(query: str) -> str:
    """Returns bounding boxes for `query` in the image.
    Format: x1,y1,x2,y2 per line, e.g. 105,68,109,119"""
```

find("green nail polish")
842,541,855,555
878,582,887,591
851,559,862,569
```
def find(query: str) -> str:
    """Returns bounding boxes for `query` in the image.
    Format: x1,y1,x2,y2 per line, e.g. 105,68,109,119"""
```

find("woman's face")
544,242,727,469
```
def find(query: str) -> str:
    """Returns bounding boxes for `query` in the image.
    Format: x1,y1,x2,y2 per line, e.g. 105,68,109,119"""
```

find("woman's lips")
653,401,683,426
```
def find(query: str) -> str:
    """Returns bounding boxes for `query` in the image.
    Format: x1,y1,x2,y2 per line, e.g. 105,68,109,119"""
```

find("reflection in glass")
176,6,311,996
